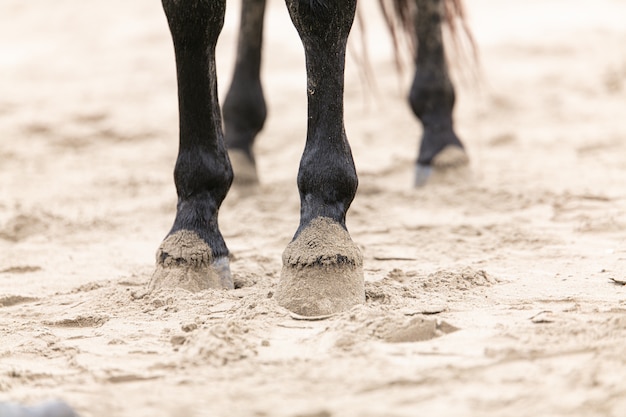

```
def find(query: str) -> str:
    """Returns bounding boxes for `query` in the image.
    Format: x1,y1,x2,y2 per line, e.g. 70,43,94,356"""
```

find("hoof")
149,230,233,292
276,217,365,316
415,145,470,187
228,149,259,187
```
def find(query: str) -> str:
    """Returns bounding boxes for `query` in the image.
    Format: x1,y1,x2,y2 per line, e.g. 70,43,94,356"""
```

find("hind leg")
150,0,234,292
223,0,267,187
276,0,364,317
411,0,468,186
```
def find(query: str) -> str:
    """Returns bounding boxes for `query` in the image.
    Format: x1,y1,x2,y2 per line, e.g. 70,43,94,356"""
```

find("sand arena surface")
1,0,626,415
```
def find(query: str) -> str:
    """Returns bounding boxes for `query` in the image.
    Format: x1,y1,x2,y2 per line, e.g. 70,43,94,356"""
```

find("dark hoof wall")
149,230,233,292
415,145,470,187
276,217,365,317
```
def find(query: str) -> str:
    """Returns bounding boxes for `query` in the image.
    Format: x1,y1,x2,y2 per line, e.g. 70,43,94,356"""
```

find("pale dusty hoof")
415,145,470,187
149,230,233,292
228,149,259,187
276,217,365,316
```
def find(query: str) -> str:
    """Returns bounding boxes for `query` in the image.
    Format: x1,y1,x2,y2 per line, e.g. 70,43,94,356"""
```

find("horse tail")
377,0,478,73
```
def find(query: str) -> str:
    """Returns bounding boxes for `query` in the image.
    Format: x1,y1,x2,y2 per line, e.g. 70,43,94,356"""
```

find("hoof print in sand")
0,295,39,308
277,217,365,317
44,314,109,328
381,316,459,343
150,230,233,292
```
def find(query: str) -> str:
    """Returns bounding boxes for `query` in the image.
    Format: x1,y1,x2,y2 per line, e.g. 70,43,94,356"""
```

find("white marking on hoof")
415,164,433,187
228,149,259,187
276,217,365,317
415,145,470,187
149,230,233,292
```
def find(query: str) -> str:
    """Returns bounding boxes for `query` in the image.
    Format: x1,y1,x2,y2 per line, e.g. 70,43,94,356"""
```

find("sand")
1,0,626,416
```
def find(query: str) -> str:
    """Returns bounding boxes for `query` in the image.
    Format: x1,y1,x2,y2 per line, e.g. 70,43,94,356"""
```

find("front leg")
276,0,364,316
150,0,234,292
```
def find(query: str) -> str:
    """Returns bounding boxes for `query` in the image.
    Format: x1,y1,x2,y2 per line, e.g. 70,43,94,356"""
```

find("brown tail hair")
377,0,477,73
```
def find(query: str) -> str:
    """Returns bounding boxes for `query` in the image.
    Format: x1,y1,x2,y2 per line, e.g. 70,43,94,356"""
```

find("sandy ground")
1,0,626,416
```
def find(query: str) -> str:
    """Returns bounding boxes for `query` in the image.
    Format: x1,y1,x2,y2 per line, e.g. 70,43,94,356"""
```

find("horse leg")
276,0,364,316
223,0,268,187
411,0,469,186
150,0,234,292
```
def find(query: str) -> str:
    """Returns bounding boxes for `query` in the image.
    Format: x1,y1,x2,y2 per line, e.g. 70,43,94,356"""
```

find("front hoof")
415,145,470,187
149,230,233,292
276,217,364,317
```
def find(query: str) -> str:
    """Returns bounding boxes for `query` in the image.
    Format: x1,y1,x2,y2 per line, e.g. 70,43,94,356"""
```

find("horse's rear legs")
223,0,267,187
275,0,365,317
411,0,469,186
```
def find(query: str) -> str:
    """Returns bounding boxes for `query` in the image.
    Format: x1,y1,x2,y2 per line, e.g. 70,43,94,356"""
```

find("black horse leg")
223,0,267,186
276,0,364,316
411,0,468,186
150,0,234,292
